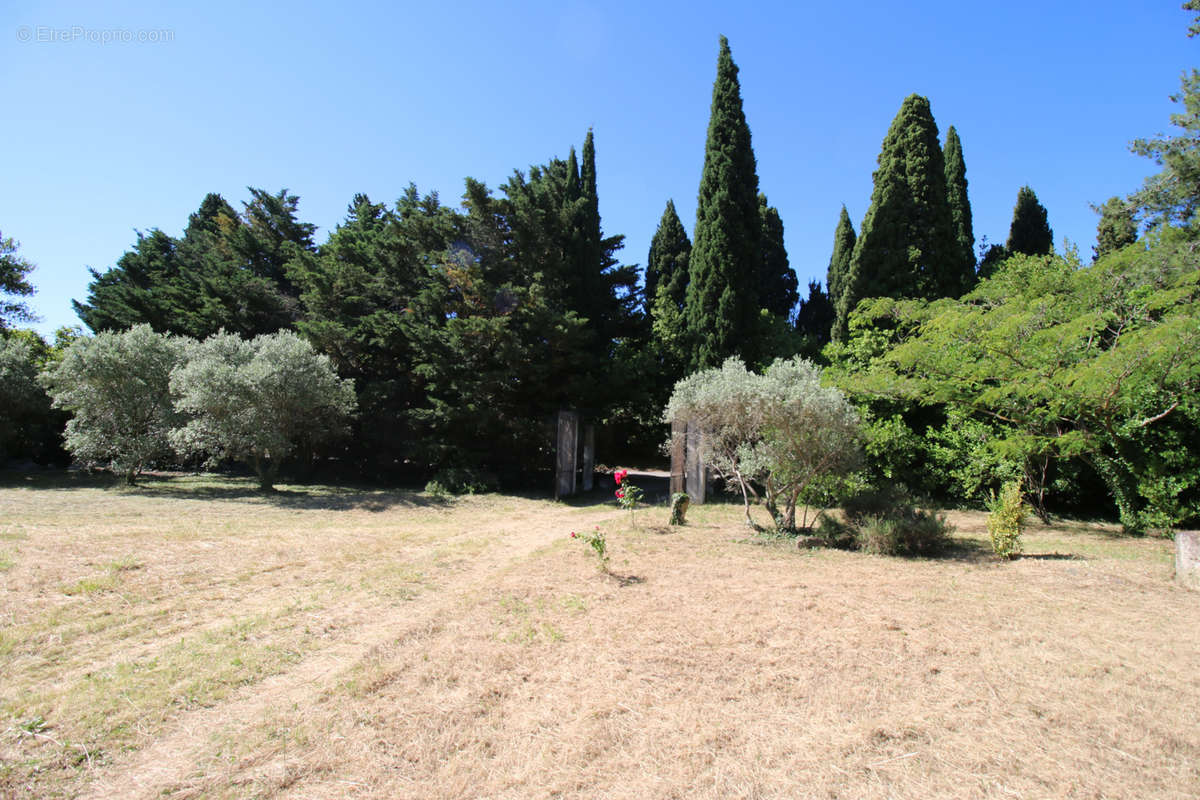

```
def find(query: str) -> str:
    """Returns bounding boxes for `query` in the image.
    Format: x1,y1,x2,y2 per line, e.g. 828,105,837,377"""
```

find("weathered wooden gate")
554,410,595,499
669,419,709,503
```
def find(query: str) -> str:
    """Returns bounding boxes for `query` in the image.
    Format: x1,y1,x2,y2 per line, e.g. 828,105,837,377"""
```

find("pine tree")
825,205,856,314
835,94,958,340
685,36,763,370
943,125,975,293
1092,196,1138,260
1006,185,1054,256
757,193,798,318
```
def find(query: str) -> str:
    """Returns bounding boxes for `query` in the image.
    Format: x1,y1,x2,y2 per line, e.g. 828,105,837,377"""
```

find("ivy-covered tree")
1006,185,1054,256
685,36,763,370
835,94,958,340
1092,196,1139,260
757,194,798,319
943,125,976,293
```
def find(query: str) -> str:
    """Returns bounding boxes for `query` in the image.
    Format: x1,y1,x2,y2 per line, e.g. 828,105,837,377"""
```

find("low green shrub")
986,478,1026,559
814,511,858,550
856,507,951,556
429,467,497,495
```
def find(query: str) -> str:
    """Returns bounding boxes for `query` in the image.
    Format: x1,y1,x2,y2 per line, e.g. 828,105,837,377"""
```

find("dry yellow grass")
0,473,1196,799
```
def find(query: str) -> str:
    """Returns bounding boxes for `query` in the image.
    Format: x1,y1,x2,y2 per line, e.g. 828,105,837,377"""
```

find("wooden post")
555,410,579,499
581,424,595,492
669,419,686,496
685,420,706,504
1177,530,1200,590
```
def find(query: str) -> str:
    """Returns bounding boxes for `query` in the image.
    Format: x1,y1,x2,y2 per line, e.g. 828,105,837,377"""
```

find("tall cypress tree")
685,36,762,370
943,125,975,294
835,94,958,340
646,199,690,313
1006,185,1054,256
825,205,856,315
757,194,798,318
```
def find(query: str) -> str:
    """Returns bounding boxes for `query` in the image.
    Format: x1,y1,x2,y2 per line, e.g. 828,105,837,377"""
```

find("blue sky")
2,0,1194,336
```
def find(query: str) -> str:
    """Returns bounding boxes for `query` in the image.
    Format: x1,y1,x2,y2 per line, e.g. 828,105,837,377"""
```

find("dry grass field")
0,472,1196,799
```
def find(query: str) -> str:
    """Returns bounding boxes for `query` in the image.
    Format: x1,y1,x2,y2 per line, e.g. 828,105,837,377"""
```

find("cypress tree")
943,125,975,293
757,194,798,318
835,94,958,340
1092,196,1138,260
1006,185,1054,256
646,199,690,313
825,205,856,314
685,36,762,370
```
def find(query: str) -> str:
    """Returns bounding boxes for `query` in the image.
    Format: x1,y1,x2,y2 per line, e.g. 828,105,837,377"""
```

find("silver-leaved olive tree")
169,330,356,491
41,324,188,484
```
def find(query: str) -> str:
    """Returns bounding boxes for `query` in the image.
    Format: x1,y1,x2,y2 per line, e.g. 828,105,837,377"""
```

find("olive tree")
41,325,188,484
665,356,862,530
169,330,356,490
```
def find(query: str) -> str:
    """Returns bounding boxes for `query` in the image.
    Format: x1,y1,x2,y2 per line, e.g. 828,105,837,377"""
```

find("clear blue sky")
2,0,1194,337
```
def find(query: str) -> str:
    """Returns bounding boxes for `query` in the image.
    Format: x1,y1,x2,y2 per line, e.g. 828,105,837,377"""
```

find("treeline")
3,13,1198,529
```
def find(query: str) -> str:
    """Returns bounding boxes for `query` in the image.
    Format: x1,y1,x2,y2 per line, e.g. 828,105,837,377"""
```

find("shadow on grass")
609,572,645,587
0,469,450,512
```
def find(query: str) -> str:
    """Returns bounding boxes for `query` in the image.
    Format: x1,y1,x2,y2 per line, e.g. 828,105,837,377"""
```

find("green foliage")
829,231,1200,532
169,330,356,491
825,206,856,317
987,479,1026,559
427,466,498,495
665,356,862,531
685,36,763,370
856,508,952,556
793,280,835,358
570,526,609,572
943,125,976,292
669,492,690,525
1129,61,1200,229
0,332,63,463
835,94,959,340
41,325,188,484
757,194,798,319
73,189,313,338
0,231,37,331
1005,185,1054,256
1092,196,1138,260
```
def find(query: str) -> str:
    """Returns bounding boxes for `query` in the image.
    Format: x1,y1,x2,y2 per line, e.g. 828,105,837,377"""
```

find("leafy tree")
831,233,1200,532
1092,196,1139,260
825,206,856,315
1006,185,1054,256
0,232,37,331
757,194,798,319
0,332,63,463
665,356,861,531
976,238,1009,280
835,94,959,340
169,330,356,491
41,325,188,484
685,36,763,370
646,199,690,314
943,125,976,292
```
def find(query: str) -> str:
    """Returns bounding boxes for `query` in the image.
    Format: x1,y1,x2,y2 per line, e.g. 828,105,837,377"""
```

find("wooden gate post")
685,419,707,504
581,424,595,492
555,410,579,499
669,419,687,496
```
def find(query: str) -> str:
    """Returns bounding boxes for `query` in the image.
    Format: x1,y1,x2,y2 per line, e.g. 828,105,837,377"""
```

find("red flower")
615,489,624,499
570,531,577,538
615,468,629,485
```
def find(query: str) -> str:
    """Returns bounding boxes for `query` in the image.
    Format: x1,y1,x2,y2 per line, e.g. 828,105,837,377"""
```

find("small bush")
856,507,951,556
429,467,497,495
987,479,1026,558
814,511,858,550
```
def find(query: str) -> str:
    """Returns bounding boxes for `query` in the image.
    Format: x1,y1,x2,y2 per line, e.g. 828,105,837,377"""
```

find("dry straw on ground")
0,473,1196,799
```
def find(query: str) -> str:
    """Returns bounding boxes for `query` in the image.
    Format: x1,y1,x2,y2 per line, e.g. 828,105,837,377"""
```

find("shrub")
814,511,857,550
987,479,1026,558
429,466,497,495
856,507,952,556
